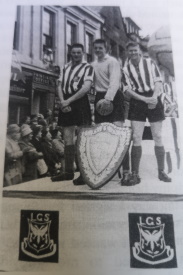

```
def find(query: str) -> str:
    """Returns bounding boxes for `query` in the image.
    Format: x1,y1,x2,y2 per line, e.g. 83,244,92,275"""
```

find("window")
43,9,54,52
66,21,76,62
85,32,93,63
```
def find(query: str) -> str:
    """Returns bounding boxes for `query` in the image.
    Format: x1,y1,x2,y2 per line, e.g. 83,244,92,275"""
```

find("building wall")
101,7,127,48
17,6,102,69
10,5,103,123
88,6,128,64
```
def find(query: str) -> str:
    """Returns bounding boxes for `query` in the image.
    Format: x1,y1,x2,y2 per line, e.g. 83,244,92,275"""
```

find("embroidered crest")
129,213,177,268
19,210,59,262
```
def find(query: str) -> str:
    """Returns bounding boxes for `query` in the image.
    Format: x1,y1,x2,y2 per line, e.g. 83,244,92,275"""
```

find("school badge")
19,210,59,262
129,213,177,268
77,123,132,189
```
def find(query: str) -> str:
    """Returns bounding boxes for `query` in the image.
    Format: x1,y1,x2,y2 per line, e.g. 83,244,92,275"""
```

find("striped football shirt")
122,57,162,93
59,61,94,95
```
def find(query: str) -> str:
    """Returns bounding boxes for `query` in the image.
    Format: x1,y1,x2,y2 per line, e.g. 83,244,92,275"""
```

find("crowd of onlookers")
4,109,69,187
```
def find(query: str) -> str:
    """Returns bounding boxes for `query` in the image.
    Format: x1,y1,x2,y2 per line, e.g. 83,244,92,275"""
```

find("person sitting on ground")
37,113,47,127
19,124,43,182
4,124,23,187
20,116,31,126
41,129,61,176
31,124,48,178
44,109,53,126
30,114,38,128
50,129,65,172
31,125,43,153
49,117,58,131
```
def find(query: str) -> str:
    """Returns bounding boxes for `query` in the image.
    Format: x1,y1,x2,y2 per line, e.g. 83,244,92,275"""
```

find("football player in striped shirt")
51,43,94,183
123,41,171,185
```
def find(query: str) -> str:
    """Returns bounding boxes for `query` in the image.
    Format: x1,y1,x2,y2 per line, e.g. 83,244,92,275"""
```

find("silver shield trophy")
77,123,132,189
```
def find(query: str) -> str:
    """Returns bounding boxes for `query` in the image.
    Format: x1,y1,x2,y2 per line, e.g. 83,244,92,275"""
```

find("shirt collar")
97,54,109,62
129,56,142,67
69,57,87,67
104,54,109,60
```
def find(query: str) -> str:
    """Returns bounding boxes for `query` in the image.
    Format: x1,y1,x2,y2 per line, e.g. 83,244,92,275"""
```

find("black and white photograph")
2,3,182,194
0,0,183,273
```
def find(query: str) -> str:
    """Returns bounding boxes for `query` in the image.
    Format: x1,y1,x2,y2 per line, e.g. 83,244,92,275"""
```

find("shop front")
8,69,58,124
30,70,57,117
8,80,30,124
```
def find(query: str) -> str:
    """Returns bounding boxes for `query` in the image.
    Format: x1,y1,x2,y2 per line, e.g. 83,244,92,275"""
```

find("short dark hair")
70,43,84,51
126,41,140,49
50,129,59,139
93,39,107,48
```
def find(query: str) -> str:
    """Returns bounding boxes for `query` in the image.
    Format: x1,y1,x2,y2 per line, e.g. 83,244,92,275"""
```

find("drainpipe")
30,6,33,62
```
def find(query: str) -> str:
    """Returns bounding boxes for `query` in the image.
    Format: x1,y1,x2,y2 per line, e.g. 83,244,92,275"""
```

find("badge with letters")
129,213,177,268
19,210,59,262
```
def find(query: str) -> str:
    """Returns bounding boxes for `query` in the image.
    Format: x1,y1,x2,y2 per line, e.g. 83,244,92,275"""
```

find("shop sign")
10,84,26,94
33,72,56,88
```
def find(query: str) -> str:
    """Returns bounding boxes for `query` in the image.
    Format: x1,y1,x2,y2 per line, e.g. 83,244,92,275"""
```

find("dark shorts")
128,91,165,123
94,90,124,124
58,95,91,127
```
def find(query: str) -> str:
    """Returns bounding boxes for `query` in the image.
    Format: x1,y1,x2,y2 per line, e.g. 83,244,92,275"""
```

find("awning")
148,26,174,77
11,50,26,83
9,95,29,104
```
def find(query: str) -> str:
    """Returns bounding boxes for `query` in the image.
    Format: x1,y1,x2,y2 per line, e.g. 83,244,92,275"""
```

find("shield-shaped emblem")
138,223,166,258
27,219,51,253
77,123,132,189
20,211,58,260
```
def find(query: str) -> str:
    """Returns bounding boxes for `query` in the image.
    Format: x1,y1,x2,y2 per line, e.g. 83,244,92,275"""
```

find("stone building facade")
9,5,103,124
88,6,128,65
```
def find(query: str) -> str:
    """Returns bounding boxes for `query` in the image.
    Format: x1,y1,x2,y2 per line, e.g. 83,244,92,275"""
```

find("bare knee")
152,132,162,146
63,127,75,146
132,131,142,146
150,121,163,146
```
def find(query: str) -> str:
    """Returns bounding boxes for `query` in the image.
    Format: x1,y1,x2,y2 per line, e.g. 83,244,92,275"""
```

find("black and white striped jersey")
58,61,94,95
122,57,162,93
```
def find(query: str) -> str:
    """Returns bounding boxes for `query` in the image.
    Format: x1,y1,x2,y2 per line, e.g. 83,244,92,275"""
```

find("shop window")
85,32,93,63
66,21,77,62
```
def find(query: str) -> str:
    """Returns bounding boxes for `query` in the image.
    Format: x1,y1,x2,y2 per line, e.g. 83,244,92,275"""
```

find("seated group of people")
4,112,66,187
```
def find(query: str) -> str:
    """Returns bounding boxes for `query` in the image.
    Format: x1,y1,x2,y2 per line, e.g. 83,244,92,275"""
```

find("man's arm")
151,59,163,98
104,58,121,101
122,69,157,104
60,80,92,109
57,80,64,103
153,81,163,98
124,89,157,105
60,65,94,108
